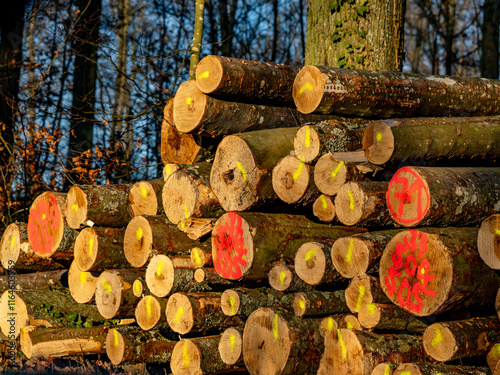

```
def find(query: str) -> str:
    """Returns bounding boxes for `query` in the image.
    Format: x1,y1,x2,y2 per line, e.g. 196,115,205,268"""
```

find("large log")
294,241,344,286
128,179,164,217
211,211,364,280
195,55,299,105
243,307,324,375
478,214,500,270
362,116,500,165
393,363,492,375
358,303,428,333
293,65,500,117
422,317,500,362
386,167,500,227
210,127,298,211
379,228,499,317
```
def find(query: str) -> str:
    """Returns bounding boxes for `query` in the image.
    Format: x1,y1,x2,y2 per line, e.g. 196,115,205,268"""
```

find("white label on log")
324,80,347,94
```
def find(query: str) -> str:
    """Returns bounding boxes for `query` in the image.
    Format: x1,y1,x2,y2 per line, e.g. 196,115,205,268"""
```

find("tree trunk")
189,0,206,80
480,0,499,79
478,214,500,270
386,167,500,227
312,194,337,222
211,211,365,280
293,65,500,117
345,274,391,313
358,303,428,333
379,228,499,317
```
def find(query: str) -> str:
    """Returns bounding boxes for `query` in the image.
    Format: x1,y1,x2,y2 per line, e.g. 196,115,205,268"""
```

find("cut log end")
124,216,153,268
478,214,500,270
268,262,293,291
164,163,181,181
68,261,98,304
293,292,309,317
272,155,311,204
95,271,123,320
219,327,242,365
145,254,175,298
320,316,339,337
293,65,324,114
294,125,321,163
362,121,395,165
314,153,348,196
191,247,211,268
372,363,394,375
422,323,456,362
163,170,198,225
65,186,88,229
345,274,377,313
0,290,29,339
106,328,125,365
338,315,362,331
319,328,363,375
221,289,241,316
173,80,207,134
331,237,370,278
74,227,99,272
195,55,223,94
312,194,336,222
294,242,326,285
487,343,500,372
166,293,194,335
357,303,381,329
335,181,370,226
132,279,144,297
128,181,158,216
135,295,162,330
171,339,203,375
0,223,21,269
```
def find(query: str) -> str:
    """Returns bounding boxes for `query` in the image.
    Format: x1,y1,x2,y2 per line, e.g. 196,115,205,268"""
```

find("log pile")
1,56,500,375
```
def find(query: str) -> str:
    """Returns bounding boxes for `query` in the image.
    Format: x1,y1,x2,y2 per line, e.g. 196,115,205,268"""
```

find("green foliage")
329,0,340,13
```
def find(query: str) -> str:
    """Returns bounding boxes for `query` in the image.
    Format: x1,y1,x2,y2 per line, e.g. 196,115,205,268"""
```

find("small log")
170,256,196,269
294,241,344,286
293,119,368,163
358,303,428,333
190,246,212,268
74,227,127,272
272,155,320,205
220,287,290,317
313,153,372,197
219,327,244,366
423,317,500,362
195,55,299,105
106,327,177,365
345,274,391,313
210,127,298,212
0,290,29,338
386,166,500,227
123,215,210,268
379,228,499,317
132,278,145,297
268,261,313,292
162,163,223,225
478,214,500,270
292,290,348,317
312,194,336,222
65,184,133,229
163,162,181,181
161,97,203,164
317,329,428,375
128,178,164,216
394,363,492,375
243,307,324,375
293,65,500,117
135,295,167,331
362,116,500,165
165,292,242,335
335,181,394,227
193,267,234,287
372,363,395,375
177,217,216,240
488,343,500,373
331,229,404,279
95,269,144,319
211,211,364,280
339,315,363,330
68,260,98,304
0,269,68,291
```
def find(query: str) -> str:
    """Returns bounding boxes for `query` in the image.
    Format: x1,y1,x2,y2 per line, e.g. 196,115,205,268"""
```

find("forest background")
0,0,498,231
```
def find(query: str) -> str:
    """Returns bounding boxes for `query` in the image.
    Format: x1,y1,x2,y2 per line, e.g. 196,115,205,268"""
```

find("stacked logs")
0,56,499,375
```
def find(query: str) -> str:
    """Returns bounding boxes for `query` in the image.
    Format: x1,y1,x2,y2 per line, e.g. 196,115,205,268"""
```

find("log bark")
193,267,235,287
162,162,223,225
293,290,348,317
68,260,98,304
379,228,499,317
0,269,68,291
243,307,324,375
210,127,298,211
294,241,344,286
358,303,428,333
394,363,492,375
195,55,299,105
165,292,242,335
293,119,368,163
335,181,395,227
123,215,210,268
219,327,244,366
74,227,127,272
331,229,404,279
220,287,291,317
65,184,132,229
128,179,164,217
478,214,500,270
211,211,364,280
345,274,391,313
423,317,500,362
293,65,500,117
362,116,500,165
135,294,168,331
386,167,500,227
312,194,336,222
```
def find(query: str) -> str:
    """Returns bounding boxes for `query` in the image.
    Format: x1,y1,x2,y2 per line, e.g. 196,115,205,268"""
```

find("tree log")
358,303,428,333
220,287,291,317
335,181,395,227
294,241,344,286
362,116,500,165
339,315,363,331
128,179,164,217
219,327,244,366
331,229,404,279
65,184,132,229
0,290,29,339
394,363,491,375
211,211,364,280
68,260,98,304
0,269,68,291
210,127,298,211
293,65,500,117
74,227,127,272
165,292,242,335
190,246,212,268
193,267,235,287
478,214,500,270
386,167,500,227
345,274,391,313
312,194,337,222
135,295,168,331
293,290,348,317
243,307,324,375
268,261,314,292
488,343,500,373
379,228,499,317
372,363,396,375
423,317,500,362
195,55,299,105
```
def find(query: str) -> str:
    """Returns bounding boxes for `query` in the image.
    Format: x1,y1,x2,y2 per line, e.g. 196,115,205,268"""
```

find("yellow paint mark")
20,327,26,338
192,248,202,267
166,164,172,176
399,372,411,375
102,279,112,293
229,334,236,350
298,82,313,96
198,70,210,80
236,162,247,182
345,238,354,264
305,127,311,148
493,343,500,359
10,236,16,250
432,326,443,347
496,228,500,236
184,204,190,219
140,186,147,197
80,271,87,284
113,329,119,347
88,238,94,256
146,295,152,317
72,204,79,212
347,190,355,211
183,340,190,367
421,267,425,275
305,247,316,262
229,296,236,315
292,158,305,180
155,258,165,278
174,307,184,323
273,313,279,340
356,285,366,312
346,322,354,329
366,303,376,315
133,281,141,295
337,329,347,359
42,213,46,220
327,317,335,332
298,298,306,310
383,364,391,375
186,97,193,106
320,195,328,210
136,227,143,241
376,132,382,142
279,272,286,286
330,161,344,178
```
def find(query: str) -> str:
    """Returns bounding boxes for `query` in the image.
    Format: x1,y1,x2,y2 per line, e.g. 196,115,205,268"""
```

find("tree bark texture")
358,303,428,333
394,362,491,375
